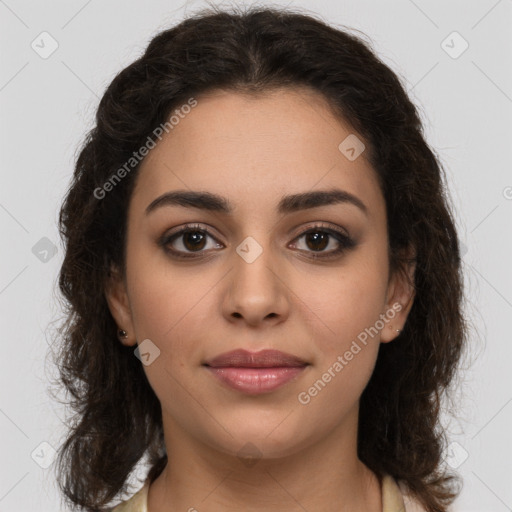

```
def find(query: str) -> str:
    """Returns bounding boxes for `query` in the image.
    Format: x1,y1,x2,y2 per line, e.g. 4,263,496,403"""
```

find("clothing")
112,473,426,511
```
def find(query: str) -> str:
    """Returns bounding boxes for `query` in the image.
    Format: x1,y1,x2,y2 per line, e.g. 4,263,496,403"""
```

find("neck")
147,410,382,512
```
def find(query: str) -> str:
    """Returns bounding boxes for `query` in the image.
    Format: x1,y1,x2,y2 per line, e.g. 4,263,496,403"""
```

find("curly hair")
52,4,468,511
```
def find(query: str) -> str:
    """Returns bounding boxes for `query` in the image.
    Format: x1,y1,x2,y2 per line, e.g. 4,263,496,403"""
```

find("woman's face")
107,87,414,461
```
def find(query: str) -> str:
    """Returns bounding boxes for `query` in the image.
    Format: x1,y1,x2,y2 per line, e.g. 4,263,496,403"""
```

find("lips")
203,349,308,368
203,349,309,395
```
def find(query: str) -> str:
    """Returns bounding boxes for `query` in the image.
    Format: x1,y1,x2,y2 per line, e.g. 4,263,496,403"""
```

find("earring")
118,329,128,339
396,328,401,334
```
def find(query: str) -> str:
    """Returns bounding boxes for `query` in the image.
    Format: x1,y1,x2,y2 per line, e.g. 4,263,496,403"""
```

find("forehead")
130,87,384,220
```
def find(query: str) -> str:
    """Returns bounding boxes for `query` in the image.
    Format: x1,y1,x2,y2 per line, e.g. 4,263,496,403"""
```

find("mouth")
203,349,309,395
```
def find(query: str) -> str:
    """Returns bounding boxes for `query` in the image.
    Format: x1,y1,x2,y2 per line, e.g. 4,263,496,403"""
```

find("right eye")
159,223,224,259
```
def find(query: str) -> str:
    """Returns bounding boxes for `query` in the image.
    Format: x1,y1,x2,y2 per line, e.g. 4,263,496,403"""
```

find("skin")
105,87,415,512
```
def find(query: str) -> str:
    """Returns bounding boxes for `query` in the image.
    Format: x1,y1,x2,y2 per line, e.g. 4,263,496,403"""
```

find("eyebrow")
145,188,368,217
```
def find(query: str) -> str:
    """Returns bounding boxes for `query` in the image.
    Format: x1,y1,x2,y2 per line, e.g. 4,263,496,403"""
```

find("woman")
53,5,467,512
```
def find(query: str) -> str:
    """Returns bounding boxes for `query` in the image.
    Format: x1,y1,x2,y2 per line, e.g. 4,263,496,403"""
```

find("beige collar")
382,474,407,511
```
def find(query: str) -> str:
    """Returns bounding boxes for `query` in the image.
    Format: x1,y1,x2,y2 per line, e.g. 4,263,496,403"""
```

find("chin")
201,417,314,462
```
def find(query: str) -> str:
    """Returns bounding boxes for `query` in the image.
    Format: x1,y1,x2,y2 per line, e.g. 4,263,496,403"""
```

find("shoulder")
111,481,149,512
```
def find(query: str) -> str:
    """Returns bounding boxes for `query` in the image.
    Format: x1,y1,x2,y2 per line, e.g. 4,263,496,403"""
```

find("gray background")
1,0,511,510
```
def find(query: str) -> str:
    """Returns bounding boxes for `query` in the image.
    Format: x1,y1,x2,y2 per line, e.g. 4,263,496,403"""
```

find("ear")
104,265,137,346
380,247,416,344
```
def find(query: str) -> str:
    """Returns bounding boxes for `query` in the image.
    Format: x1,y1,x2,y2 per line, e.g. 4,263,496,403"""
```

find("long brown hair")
51,4,468,511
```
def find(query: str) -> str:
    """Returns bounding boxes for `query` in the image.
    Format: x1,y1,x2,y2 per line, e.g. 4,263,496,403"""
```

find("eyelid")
289,220,350,239
163,222,222,240
162,221,349,241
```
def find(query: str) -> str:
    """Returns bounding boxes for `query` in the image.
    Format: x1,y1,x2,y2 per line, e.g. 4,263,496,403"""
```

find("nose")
222,239,290,327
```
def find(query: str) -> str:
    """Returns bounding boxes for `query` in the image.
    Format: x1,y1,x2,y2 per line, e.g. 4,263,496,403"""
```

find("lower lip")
205,366,307,394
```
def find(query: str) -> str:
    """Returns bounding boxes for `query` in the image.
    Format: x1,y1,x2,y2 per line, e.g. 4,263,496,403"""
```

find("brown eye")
159,224,224,259
181,230,207,251
290,224,357,260
303,231,329,251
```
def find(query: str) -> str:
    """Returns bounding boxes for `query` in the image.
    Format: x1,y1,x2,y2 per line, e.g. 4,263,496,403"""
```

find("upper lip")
203,349,309,368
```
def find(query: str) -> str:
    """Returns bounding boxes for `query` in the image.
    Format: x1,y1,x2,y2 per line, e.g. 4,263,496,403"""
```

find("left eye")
293,230,342,253
289,226,357,259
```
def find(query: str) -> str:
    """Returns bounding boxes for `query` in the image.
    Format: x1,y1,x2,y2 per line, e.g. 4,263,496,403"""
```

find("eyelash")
158,222,357,260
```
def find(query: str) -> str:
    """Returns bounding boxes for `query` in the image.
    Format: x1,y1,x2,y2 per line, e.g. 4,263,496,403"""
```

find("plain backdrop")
1,0,511,510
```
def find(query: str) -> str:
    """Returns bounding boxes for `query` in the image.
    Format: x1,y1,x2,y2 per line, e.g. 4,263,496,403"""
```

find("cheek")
125,264,208,405
331,281,386,344
294,254,388,415
293,259,388,354
294,273,385,422
125,259,218,393
126,248,207,343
